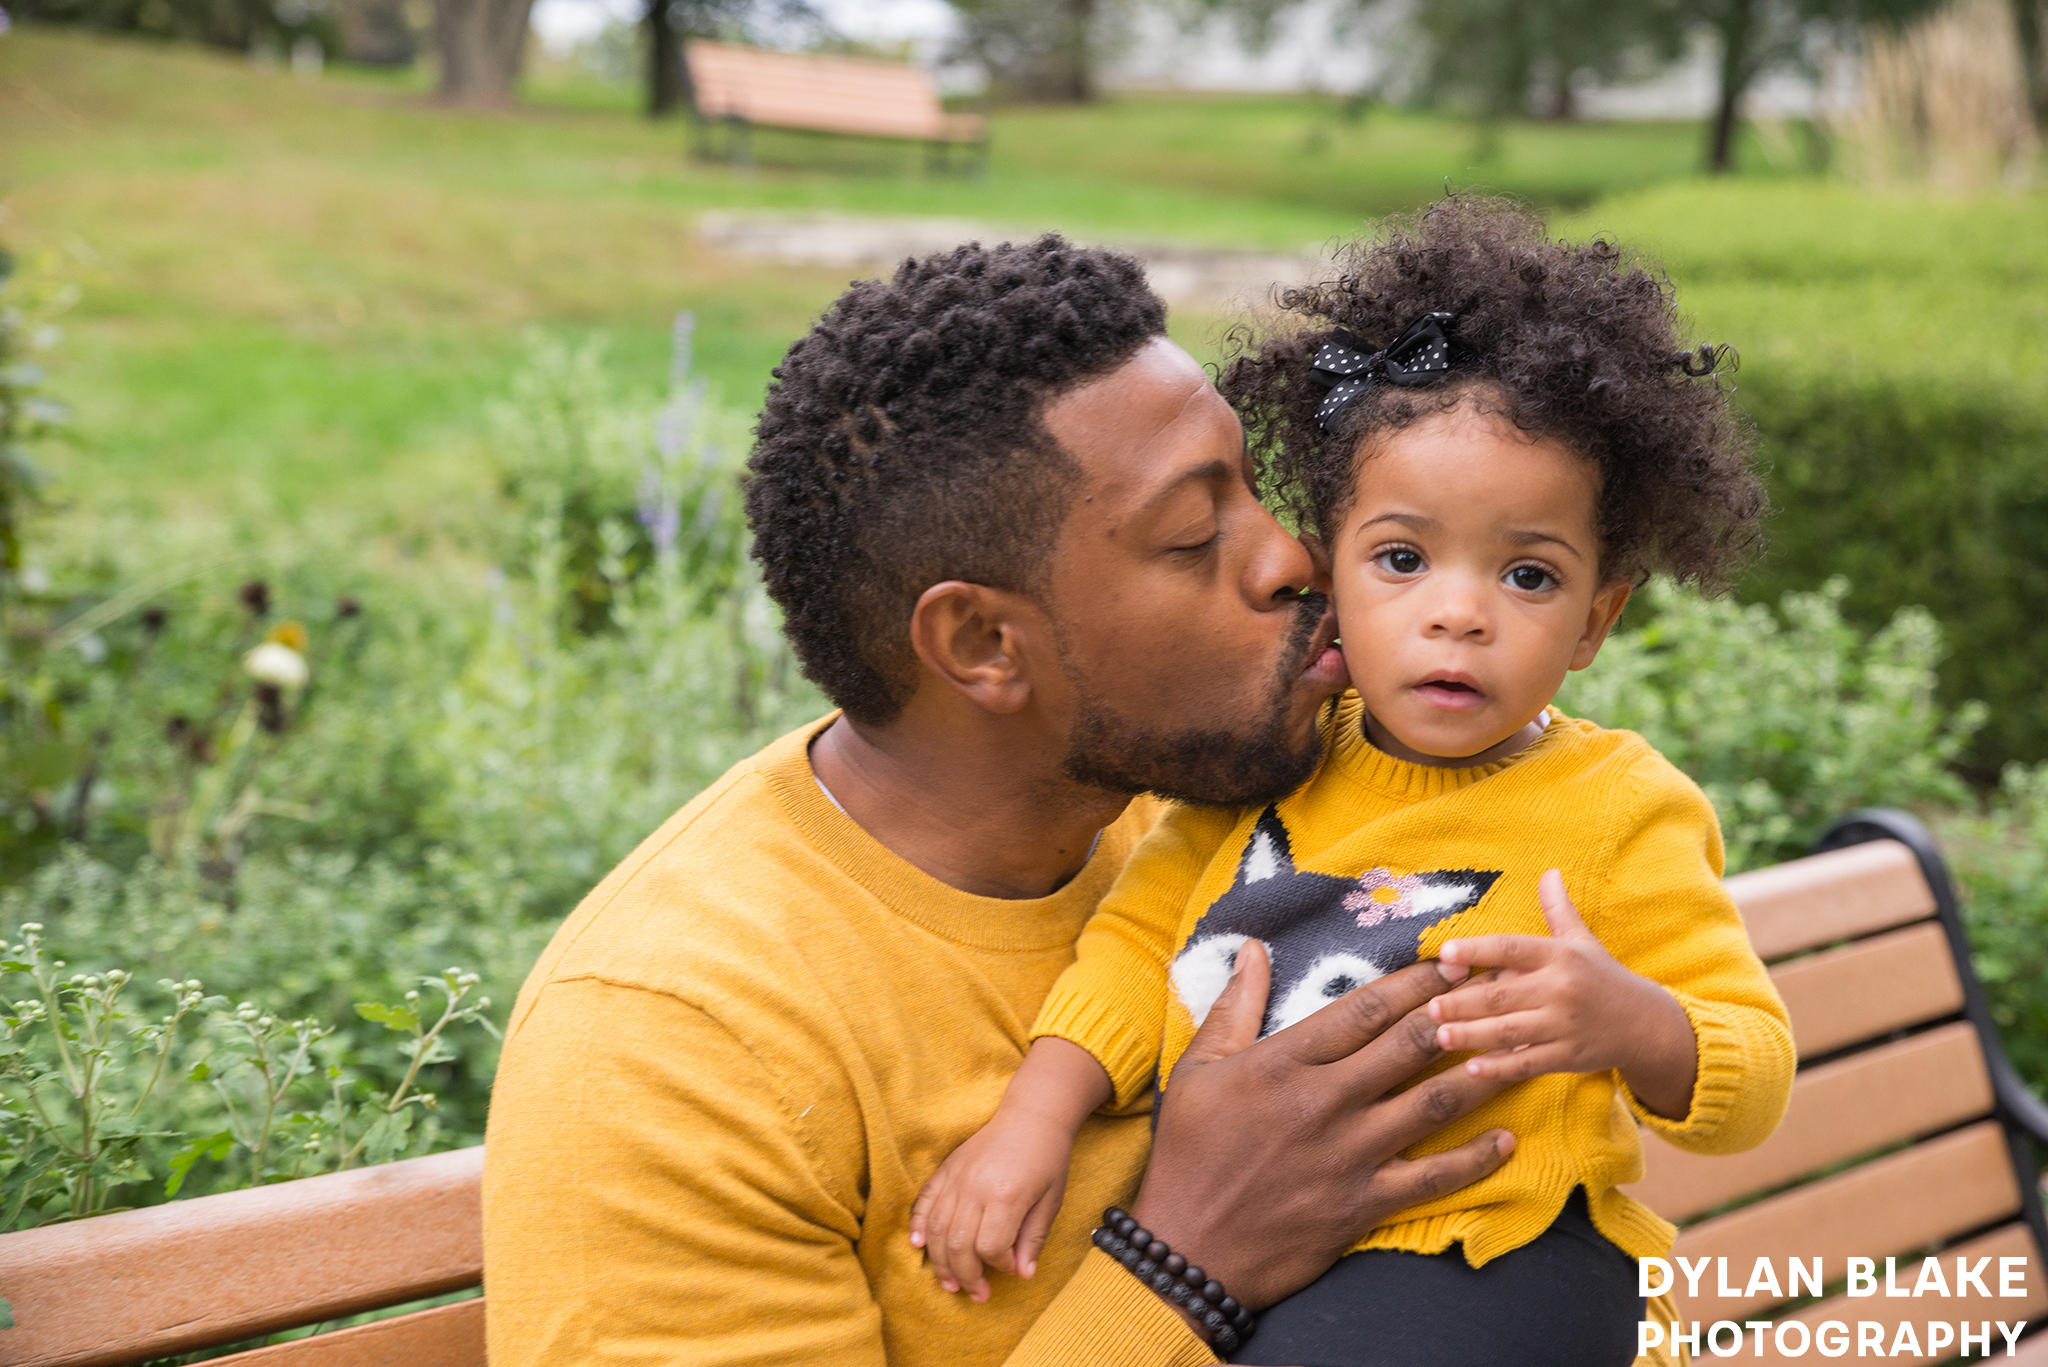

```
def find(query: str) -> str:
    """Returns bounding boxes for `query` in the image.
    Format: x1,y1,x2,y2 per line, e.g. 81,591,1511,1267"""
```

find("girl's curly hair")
1220,196,1765,591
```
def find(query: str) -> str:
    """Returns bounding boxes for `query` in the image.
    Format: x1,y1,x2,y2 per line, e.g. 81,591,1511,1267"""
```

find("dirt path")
697,212,1334,312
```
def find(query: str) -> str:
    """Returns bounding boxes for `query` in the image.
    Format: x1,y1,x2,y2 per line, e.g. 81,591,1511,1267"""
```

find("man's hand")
1126,939,1517,1314
1431,868,1699,1121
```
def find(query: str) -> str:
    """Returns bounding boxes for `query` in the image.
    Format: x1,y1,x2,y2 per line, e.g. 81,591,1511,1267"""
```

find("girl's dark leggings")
1230,1189,1644,1367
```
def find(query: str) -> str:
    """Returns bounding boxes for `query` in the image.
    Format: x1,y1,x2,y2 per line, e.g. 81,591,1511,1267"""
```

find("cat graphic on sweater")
1168,807,1502,1037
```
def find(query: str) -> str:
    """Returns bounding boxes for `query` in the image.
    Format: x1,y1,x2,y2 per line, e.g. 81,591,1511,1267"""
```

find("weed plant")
0,312,820,1228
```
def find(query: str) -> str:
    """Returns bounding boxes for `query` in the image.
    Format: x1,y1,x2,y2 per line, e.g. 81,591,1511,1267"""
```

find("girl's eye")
1507,565,1555,592
1378,548,1424,575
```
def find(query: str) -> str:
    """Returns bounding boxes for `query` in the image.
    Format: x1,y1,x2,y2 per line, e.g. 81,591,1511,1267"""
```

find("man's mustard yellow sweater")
1034,695,1795,1269
483,716,1222,1367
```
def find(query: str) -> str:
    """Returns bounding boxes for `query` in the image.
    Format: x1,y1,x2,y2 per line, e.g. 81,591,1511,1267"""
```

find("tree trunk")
1055,0,1095,102
1706,0,1757,173
647,0,687,118
2016,0,2048,130
433,0,534,105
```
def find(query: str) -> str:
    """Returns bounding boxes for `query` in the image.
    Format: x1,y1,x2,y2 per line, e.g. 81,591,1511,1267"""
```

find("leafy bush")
1938,764,2048,1093
0,316,821,1226
1736,370,2048,778
1557,577,1983,872
1554,183,2048,775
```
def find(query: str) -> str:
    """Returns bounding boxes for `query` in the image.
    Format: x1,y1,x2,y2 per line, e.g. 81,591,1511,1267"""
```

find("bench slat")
1626,1022,1992,1222
206,1297,484,1367
0,1146,482,1367
1770,921,1964,1059
686,41,982,143
1700,1222,2047,1363
1727,839,1935,961
1667,1121,2019,1325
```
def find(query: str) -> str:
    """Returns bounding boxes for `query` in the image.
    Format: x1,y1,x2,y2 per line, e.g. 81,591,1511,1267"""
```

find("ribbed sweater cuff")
1003,1247,1218,1367
1032,970,1164,1109
1629,992,1745,1141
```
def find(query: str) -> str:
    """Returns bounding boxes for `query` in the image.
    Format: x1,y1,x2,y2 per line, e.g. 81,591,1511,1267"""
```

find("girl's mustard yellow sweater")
1034,695,1795,1268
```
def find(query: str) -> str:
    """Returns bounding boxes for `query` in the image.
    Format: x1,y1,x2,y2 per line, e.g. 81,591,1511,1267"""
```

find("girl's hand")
1427,869,1699,1119
909,1108,1075,1303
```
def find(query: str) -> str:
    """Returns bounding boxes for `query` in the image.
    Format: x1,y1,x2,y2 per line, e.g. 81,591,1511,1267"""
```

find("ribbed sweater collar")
762,715,1121,954
1322,693,1569,804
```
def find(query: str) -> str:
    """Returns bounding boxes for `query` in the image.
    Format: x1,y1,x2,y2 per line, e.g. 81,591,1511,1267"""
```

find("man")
483,236,1517,1365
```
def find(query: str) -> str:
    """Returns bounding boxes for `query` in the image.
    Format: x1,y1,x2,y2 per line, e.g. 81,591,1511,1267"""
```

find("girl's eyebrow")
1507,529,1587,561
1356,511,1438,532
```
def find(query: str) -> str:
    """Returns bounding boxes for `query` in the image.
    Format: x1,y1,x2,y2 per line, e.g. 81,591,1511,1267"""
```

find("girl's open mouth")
1413,676,1487,710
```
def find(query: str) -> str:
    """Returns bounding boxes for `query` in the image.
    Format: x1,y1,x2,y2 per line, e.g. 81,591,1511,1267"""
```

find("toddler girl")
908,197,1795,1366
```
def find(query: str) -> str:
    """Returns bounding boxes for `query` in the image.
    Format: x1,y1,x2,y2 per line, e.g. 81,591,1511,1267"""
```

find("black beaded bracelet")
1091,1207,1256,1357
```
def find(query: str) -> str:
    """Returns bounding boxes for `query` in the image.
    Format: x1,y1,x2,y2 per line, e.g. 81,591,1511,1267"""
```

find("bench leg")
726,116,754,172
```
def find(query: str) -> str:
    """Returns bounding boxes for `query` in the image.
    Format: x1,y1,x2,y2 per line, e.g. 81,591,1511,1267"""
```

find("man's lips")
1412,673,1488,710
1298,612,1349,688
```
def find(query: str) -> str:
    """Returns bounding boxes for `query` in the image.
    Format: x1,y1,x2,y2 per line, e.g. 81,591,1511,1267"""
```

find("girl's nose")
1425,579,1493,639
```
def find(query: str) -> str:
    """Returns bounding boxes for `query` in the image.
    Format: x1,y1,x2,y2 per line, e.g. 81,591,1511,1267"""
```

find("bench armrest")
1816,809,2048,1149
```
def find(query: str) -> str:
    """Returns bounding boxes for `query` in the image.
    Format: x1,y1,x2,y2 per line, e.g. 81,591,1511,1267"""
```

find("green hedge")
1558,182,2048,775
1735,370,2048,775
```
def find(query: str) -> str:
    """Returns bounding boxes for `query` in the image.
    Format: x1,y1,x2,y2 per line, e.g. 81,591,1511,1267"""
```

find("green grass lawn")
0,27,1846,531
3,27,2045,559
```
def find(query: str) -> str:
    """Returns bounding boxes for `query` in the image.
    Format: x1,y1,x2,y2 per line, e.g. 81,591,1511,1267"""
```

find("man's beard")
1058,592,1332,808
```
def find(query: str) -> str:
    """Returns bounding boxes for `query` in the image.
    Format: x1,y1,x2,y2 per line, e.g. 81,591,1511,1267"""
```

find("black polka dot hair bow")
1308,312,1459,433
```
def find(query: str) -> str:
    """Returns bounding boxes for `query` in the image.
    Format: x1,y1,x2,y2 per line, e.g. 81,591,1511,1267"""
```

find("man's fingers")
1375,1129,1516,1209
1286,960,1465,1067
1014,1186,1062,1280
1178,938,1272,1067
1434,1008,1549,1054
1438,933,1555,972
1353,1058,1512,1155
1536,868,1592,938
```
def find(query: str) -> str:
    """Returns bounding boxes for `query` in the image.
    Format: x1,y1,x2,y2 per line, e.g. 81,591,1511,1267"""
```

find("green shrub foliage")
1558,577,1983,873
1737,370,2048,776
0,319,820,1226
6,312,2047,1227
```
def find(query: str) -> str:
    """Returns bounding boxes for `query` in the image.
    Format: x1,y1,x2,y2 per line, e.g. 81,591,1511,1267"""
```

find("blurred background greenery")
0,0,2045,1246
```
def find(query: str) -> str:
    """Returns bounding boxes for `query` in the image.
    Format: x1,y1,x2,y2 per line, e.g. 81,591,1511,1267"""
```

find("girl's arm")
1430,758,1793,1152
909,1037,1114,1301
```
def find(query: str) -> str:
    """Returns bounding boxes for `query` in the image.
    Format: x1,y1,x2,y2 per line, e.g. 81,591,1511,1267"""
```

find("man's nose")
1249,518,1319,607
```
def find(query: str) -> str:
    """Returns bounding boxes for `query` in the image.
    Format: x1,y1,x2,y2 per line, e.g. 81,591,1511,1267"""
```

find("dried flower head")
244,641,309,690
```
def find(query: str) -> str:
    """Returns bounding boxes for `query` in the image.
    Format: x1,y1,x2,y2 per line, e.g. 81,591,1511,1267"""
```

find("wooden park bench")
2,807,2041,1364
683,39,988,174
1630,809,2048,1363
0,1146,484,1366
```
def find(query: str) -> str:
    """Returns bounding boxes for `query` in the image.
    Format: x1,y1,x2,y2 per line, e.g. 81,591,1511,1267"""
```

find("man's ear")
908,581,1041,715
1569,580,1633,672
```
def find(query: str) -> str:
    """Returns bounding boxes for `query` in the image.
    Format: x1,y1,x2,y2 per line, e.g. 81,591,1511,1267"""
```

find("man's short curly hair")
1221,196,1764,590
746,235,1166,726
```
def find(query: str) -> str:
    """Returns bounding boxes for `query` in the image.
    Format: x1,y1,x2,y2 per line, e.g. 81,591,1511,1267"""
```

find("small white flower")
244,641,310,688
